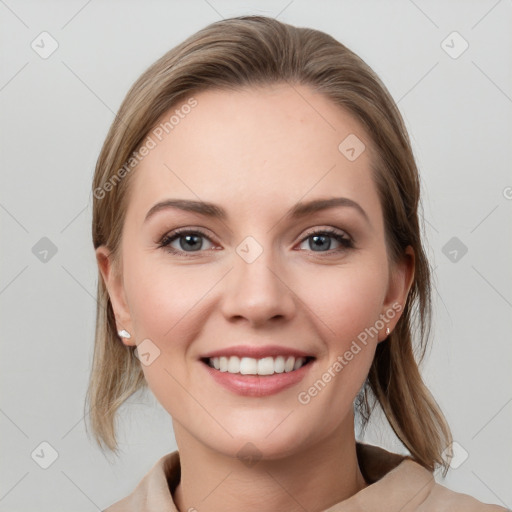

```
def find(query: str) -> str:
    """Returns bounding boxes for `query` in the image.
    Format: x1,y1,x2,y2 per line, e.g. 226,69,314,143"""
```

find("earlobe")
117,329,132,341
95,245,136,346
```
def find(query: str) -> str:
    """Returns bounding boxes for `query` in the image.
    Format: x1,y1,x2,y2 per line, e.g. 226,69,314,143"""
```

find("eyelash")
157,227,354,258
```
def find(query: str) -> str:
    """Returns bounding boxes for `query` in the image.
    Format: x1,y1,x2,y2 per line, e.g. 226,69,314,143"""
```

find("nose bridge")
221,235,295,326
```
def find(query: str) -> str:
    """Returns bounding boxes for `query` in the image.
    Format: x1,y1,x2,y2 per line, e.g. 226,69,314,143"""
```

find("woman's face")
97,83,413,459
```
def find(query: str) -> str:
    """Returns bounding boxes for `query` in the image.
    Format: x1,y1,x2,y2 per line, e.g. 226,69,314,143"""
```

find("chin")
198,417,318,462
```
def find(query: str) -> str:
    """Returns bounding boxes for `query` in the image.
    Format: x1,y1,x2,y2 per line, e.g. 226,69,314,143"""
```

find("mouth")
201,355,315,375
199,347,316,397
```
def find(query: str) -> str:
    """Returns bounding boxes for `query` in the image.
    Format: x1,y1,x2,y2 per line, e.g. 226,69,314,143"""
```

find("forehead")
126,84,381,226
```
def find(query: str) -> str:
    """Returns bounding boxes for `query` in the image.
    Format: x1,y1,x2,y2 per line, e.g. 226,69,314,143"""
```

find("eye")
297,228,354,254
157,226,354,257
158,228,216,256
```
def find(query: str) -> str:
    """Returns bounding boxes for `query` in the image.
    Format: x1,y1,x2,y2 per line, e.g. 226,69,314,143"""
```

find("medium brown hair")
86,15,452,475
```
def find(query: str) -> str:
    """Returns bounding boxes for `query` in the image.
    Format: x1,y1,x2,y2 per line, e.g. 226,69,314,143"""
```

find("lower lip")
201,360,313,397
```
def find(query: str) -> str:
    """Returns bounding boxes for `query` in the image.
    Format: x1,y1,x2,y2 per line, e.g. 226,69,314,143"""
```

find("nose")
220,245,296,328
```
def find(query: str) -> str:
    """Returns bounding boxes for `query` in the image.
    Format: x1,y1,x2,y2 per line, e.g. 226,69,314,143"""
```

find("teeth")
227,356,240,373
284,356,295,372
208,355,308,375
258,357,274,375
240,357,258,375
293,358,303,371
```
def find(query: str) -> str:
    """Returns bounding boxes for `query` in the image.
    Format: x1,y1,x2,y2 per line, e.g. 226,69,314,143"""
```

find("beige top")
103,443,508,511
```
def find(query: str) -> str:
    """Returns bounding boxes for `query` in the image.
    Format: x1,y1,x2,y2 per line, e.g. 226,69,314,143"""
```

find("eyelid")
300,225,351,241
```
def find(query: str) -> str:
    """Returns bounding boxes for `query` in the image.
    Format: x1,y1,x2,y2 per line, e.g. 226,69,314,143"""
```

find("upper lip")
200,345,315,360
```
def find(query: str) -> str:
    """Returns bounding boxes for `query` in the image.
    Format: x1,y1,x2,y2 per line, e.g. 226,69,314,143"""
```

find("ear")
379,245,415,341
96,245,136,347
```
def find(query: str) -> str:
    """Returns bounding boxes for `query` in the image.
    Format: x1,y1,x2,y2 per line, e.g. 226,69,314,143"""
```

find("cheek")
125,254,209,341
304,261,388,347
122,257,215,410
295,263,386,411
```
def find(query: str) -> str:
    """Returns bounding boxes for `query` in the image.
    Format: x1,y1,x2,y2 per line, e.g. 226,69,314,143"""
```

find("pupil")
181,234,202,251
311,235,330,251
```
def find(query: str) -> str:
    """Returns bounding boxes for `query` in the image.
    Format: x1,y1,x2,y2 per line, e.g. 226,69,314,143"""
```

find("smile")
204,355,312,375
199,347,316,397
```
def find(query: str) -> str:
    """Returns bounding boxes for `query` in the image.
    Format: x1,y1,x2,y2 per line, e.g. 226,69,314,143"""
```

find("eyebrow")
144,197,370,225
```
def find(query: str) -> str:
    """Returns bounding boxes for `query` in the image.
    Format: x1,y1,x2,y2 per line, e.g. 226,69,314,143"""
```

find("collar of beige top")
102,442,508,512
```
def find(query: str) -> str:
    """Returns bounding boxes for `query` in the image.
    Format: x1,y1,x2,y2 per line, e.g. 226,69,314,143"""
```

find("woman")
87,15,507,511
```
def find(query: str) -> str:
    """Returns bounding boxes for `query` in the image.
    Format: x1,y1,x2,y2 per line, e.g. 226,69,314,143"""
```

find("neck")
172,417,368,512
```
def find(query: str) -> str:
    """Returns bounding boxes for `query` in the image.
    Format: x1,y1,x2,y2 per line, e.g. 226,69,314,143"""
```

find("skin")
97,83,414,512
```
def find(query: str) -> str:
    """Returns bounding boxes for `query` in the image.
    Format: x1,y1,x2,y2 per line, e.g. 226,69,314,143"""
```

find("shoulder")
379,458,509,512
420,481,509,512
353,444,508,512
102,451,180,512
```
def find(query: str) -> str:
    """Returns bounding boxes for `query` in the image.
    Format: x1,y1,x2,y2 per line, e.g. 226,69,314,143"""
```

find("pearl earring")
118,329,131,339
385,327,391,337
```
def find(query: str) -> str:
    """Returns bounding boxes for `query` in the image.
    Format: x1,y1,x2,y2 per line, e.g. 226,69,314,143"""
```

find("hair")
86,14,453,475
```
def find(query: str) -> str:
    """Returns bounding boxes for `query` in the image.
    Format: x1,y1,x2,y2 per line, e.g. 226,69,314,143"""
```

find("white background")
1,0,511,510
